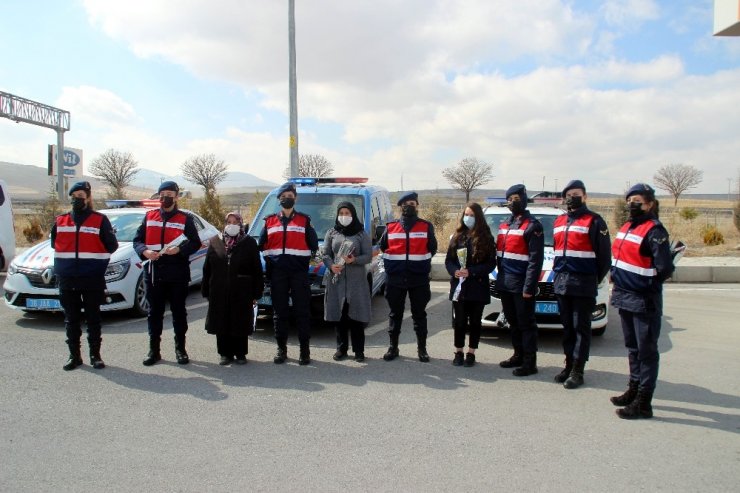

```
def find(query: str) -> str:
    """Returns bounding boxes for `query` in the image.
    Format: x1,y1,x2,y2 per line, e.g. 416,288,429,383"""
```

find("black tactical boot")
499,347,523,368
417,334,430,363
298,342,311,366
564,359,585,389
143,338,161,366
63,342,83,371
174,335,189,364
333,349,348,361
383,333,400,361
553,356,573,383
616,388,654,420
273,338,288,364
610,380,639,407
89,342,105,370
512,352,538,377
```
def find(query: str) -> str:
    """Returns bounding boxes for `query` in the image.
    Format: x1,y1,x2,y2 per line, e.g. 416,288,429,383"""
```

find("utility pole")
288,0,299,177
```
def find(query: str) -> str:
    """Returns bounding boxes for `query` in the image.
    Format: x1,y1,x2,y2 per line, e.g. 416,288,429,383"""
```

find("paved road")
1,275,738,492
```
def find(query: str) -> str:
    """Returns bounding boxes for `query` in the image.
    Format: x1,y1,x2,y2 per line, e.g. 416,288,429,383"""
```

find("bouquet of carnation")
452,247,468,301
332,240,355,284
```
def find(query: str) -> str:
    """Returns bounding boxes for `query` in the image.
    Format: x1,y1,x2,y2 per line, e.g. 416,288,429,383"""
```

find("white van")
0,179,16,271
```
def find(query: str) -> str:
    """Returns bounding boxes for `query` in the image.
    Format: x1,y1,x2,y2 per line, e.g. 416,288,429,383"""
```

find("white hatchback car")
482,204,609,335
3,204,218,316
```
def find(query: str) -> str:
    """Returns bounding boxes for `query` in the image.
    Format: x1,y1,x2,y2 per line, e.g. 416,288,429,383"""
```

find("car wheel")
592,325,606,337
131,274,149,317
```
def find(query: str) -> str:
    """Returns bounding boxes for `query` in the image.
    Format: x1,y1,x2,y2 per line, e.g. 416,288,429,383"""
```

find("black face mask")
628,202,645,218
565,196,583,210
160,196,175,209
280,197,295,210
401,205,417,217
71,197,87,212
508,201,525,215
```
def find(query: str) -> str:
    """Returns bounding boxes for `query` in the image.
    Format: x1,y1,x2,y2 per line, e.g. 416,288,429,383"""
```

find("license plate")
535,301,559,314
26,298,62,310
258,295,272,306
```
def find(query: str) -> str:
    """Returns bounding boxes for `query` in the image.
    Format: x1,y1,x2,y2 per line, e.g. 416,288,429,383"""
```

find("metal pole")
288,0,299,177
56,130,65,200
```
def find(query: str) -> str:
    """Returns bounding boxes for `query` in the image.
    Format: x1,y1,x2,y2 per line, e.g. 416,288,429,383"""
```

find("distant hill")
0,161,278,200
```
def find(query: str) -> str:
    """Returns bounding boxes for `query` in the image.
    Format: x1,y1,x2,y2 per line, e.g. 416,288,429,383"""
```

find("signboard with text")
48,145,83,177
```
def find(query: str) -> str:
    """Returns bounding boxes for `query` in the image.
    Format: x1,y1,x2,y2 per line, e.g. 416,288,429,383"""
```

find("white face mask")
224,224,241,237
463,216,475,229
337,215,353,226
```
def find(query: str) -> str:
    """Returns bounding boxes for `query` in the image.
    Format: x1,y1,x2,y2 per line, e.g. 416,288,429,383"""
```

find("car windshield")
107,212,144,242
485,211,557,247
249,193,365,242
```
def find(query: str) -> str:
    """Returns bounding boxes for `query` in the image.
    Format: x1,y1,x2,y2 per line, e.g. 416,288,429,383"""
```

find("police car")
3,201,218,316
482,202,609,335
248,177,393,317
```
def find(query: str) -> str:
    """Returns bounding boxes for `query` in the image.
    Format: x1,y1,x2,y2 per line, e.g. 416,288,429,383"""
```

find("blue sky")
1,0,739,195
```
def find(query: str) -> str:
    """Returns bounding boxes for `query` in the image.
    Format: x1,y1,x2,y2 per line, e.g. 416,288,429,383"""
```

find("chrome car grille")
19,267,59,289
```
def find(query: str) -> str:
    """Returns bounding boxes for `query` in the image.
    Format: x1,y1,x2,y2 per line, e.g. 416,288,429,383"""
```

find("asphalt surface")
1,275,738,492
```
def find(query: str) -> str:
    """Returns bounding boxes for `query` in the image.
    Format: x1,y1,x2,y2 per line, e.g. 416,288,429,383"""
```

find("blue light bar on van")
105,199,161,209
289,177,317,185
288,177,369,185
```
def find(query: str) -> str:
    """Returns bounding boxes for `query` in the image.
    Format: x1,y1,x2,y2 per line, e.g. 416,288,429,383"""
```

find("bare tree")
442,157,494,203
181,153,228,192
283,153,334,179
89,148,139,199
653,163,703,206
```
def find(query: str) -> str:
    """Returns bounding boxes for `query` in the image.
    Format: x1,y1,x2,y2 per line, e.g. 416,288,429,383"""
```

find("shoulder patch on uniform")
534,231,543,237
652,237,667,244
600,229,609,236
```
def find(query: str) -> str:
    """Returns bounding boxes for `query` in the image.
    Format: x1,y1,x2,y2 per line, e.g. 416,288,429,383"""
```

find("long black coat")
201,235,264,336
445,236,497,304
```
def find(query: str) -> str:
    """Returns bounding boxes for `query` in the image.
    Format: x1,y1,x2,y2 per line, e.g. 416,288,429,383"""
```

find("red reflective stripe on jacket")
54,213,109,257
553,213,594,254
263,213,311,257
612,220,657,277
144,209,187,251
382,221,432,261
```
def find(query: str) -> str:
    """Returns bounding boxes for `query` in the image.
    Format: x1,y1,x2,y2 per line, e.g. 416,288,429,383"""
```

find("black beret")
562,179,586,196
158,180,180,194
626,183,655,200
505,184,528,204
396,191,418,206
276,182,297,197
68,181,91,196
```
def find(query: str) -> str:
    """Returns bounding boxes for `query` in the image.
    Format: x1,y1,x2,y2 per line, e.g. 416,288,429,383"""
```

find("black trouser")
270,267,311,343
59,288,104,345
452,300,484,349
336,301,365,354
619,308,662,391
385,282,431,337
216,333,248,358
145,279,189,338
557,294,595,361
499,291,538,353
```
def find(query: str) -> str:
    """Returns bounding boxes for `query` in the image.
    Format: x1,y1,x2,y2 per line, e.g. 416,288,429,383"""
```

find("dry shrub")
679,207,698,221
701,225,724,246
734,201,740,233
23,217,44,243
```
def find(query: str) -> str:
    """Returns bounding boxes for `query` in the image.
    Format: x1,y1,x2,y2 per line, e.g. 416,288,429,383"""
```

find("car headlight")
7,262,18,275
105,259,131,283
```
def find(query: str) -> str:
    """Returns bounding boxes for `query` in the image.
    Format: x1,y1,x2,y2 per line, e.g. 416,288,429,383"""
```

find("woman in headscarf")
322,202,372,362
202,212,263,365
445,202,496,367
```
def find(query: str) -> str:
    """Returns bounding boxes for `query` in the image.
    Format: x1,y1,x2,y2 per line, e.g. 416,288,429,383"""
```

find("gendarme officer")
380,191,437,362
552,180,611,389
259,182,319,365
133,181,202,366
51,181,118,370
497,184,544,376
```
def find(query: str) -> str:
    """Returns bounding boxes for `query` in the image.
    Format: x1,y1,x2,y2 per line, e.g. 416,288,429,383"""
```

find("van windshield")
484,211,557,247
249,194,365,242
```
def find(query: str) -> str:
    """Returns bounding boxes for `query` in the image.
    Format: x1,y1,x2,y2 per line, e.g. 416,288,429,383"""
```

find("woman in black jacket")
202,212,264,365
445,202,496,367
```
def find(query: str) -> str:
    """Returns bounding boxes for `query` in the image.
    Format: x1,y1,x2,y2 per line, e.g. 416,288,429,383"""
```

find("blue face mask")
463,216,475,229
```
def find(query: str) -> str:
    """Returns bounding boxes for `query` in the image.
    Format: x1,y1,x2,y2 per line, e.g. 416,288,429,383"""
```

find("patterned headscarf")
223,211,245,254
